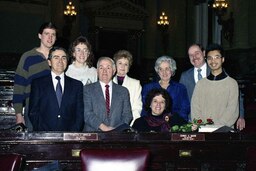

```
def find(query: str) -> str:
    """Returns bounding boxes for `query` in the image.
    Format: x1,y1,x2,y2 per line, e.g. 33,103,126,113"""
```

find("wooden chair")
80,148,150,171
0,153,24,171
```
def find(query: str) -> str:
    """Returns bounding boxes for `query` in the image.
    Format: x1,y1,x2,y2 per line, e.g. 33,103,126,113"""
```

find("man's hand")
16,113,25,124
236,118,245,131
99,123,114,132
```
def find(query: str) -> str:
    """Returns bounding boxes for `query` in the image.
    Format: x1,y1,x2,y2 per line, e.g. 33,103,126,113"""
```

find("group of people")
12,22,245,133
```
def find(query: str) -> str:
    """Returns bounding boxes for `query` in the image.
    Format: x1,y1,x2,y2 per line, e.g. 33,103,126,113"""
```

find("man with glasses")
191,43,239,128
180,43,245,130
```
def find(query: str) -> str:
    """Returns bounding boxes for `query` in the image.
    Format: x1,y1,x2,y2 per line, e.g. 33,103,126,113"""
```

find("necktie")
197,68,202,81
105,84,110,115
55,76,62,107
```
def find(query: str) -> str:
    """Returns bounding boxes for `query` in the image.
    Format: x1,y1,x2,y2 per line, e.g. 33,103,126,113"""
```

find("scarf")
145,113,171,132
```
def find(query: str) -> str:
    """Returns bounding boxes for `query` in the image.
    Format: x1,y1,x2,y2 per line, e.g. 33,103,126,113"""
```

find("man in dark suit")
28,47,84,131
180,43,245,130
84,57,133,132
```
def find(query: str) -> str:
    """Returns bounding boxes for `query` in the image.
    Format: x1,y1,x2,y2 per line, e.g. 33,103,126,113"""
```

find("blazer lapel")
61,76,70,108
47,74,60,108
110,83,118,112
206,66,211,76
122,75,129,87
95,82,107,113
189,69,196,86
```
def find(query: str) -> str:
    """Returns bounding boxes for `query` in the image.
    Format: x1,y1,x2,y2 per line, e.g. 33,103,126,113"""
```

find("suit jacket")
179,66,211,102
113,75,142,125
83,81,133,131
29,74,84,131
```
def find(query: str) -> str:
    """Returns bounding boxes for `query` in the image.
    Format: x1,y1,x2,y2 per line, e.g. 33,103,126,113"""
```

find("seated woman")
132,88,187,132
141,56,190,122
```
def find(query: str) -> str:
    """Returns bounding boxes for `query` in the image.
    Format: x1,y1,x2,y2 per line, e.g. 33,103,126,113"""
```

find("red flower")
197,119,202,124
206,118,214,124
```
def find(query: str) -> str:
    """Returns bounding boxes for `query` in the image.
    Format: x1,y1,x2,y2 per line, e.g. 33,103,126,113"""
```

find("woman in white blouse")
66,36,97,85
113,50,142,125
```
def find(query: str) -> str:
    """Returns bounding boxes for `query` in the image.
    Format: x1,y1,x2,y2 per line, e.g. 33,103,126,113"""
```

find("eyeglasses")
75,48,89,53
206,56,222,61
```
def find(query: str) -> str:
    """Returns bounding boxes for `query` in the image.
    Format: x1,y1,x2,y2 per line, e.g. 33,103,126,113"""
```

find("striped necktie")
105,84,110,115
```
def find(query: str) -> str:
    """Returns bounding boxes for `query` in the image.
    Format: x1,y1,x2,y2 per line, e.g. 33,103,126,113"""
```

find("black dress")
132,113,187,132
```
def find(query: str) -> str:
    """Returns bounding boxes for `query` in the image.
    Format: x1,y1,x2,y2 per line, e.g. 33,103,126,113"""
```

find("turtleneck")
117,75,125,85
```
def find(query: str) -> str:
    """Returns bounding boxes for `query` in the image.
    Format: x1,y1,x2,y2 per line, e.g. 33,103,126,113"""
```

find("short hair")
97,57,116,69
113,50,133,68
144,88,172,114
188,43,204,52
48,46,69,61
69,36,94,67
205,43,225,57
154,56,177,76
38,22,57,34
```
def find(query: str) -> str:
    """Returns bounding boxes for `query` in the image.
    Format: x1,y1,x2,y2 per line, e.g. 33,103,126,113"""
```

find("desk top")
0,131,255,143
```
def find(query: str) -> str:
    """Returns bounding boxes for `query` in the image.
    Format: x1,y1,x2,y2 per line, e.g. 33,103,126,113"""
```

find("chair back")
80,148,150,171
0,153,24,171
247,146,256,171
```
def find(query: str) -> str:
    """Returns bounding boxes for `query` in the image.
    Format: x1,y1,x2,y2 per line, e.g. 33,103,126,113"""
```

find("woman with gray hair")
141,56,190,121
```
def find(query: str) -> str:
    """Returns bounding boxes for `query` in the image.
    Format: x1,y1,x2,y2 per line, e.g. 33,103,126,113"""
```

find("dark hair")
48,46,69,61
38,22,57,34
144,88,172,114
205,43,225,57
69,36,94,67
188,43,204,52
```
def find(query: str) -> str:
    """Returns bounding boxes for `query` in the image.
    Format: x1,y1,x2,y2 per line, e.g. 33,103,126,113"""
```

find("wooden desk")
0,132,255,171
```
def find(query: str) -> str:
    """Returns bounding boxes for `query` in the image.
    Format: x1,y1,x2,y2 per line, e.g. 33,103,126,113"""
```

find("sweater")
13,48,51,114
13,48,51,130
191,75,239,127
66,63,97,85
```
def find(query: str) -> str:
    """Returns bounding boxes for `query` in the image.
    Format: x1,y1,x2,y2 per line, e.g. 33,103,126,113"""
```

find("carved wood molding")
3,0,49,6
83,0,148,20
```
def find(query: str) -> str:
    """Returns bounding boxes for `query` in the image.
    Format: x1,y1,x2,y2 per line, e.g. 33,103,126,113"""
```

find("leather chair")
246,146,256,171
80,148,150,171
0,153,24,171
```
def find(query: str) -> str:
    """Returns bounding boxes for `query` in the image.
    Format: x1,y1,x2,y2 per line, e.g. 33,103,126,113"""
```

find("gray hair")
97,56,116,69
154,56,177,76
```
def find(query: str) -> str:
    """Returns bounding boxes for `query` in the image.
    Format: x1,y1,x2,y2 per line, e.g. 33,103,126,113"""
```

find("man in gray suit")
179,44,210,102
180,43,245,130
83,57,133,132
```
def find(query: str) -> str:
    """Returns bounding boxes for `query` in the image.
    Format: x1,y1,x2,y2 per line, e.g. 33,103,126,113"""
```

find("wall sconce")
157,12,169,54
64,1,77,16
212,0,228,16
157,12,169,26
211,0,233,46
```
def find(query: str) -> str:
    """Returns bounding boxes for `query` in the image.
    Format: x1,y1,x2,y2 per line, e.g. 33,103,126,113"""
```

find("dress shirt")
99,81,113,107
194,62,207,83
51,72,65,92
